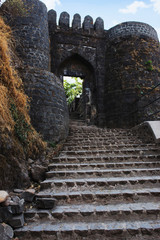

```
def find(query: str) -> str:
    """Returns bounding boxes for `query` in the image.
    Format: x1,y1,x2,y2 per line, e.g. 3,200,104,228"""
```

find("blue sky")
41,0,160,39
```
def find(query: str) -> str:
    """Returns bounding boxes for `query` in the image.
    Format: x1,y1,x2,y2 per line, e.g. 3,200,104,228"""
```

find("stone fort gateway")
4,0,160,142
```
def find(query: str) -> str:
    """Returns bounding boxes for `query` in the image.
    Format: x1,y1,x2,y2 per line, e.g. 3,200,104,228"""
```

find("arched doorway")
58,54,97,124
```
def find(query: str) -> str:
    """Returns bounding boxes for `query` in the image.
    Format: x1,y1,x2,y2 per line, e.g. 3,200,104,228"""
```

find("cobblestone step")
40,175,160,192
64,140,149,146
49,161,160,171
63,144,156,151
15,219,160,240
37,187,160,205
66,137,143,142
46,168,160,179
69,126,128,133
51,154,160,164
15,119,160,239
68,133,136,138
24,202,160,224
59,148,160,157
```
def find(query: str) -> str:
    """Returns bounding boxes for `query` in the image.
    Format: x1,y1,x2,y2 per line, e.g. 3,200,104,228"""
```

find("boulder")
8,214,24,229
31,165,47,182
0,223,14,240
21,189,35,202
36,197,57,209
0,191,9,204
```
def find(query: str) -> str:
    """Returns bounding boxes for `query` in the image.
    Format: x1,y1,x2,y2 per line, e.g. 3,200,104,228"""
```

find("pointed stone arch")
58,53,98,124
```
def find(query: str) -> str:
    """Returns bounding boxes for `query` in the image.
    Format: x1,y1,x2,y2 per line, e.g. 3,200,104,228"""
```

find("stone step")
59,148,160,157
40,175,160,192
63,144,156,151
69,126,127,132
51,154,160,164
68,132,135,137
69,129,134,134
37,187,160,205
14,219,160,240
66,136,142,142
64,139,149,146
24,202,160,224
48,161,160,171
46,167,160,179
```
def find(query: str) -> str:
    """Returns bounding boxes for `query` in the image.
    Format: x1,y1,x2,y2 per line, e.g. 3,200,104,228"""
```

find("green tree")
64,77,83,104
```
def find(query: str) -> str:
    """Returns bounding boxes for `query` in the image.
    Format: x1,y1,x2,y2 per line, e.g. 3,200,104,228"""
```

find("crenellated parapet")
48,10,159,43
48,10,104,33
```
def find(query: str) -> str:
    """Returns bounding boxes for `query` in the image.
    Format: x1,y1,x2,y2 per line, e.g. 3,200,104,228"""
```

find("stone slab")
139,121,160,143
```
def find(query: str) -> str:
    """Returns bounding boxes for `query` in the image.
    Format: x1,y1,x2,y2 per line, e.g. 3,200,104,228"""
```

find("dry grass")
0,16,46,158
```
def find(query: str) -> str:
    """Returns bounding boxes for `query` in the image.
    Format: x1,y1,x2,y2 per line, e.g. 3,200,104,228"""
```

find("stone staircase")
15,120,160,240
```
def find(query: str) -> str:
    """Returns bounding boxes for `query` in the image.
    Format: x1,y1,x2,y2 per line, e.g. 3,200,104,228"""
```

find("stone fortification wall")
21,68,69,142
105,23,160,127
48,10,160,127
48,10,106,126
108,22,159,42
9,0,49,70
2,0,160,129
48,10,104,32
3,0,69,141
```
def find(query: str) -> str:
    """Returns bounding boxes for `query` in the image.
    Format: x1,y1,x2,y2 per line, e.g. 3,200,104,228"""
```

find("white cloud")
150,0,160,14
42,0,61,10
119,1,150,14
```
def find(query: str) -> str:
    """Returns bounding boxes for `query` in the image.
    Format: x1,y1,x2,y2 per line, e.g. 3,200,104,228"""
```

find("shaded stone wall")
21,69,69,142
8,0,49,70
2,0,160,130
108,22,158,41
105,24,160,127
48,11,160,127
3,0,69,142
48,10,106,126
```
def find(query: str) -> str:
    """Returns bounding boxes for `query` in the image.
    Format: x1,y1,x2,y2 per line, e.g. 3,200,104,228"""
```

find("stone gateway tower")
2,0,69,142
2,0,160,141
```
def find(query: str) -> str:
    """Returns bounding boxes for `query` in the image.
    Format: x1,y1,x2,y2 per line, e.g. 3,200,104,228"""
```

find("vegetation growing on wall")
0,16,46,158
0,0,34,17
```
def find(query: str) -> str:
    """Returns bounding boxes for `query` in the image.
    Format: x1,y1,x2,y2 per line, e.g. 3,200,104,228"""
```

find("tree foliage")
64,77,83,104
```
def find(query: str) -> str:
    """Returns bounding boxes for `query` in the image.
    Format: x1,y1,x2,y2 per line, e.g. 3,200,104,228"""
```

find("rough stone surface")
31,165,47,182
14,119,160,239
135,121,160,143
13,189,24,194
72,14,81,29
3,3,159,131
21,189,35,203
8,214,24,229
105,34,160,127
94,17,104,31
83,15,94,30
0,206,12,223
8,0,49,70
0,223,14,240
0,191,9,203
48,9,57,31
49,12,160,127
21,68,69,142
2,0,69,142
59,12,70,28
36,197,57,209
108,21,159,41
